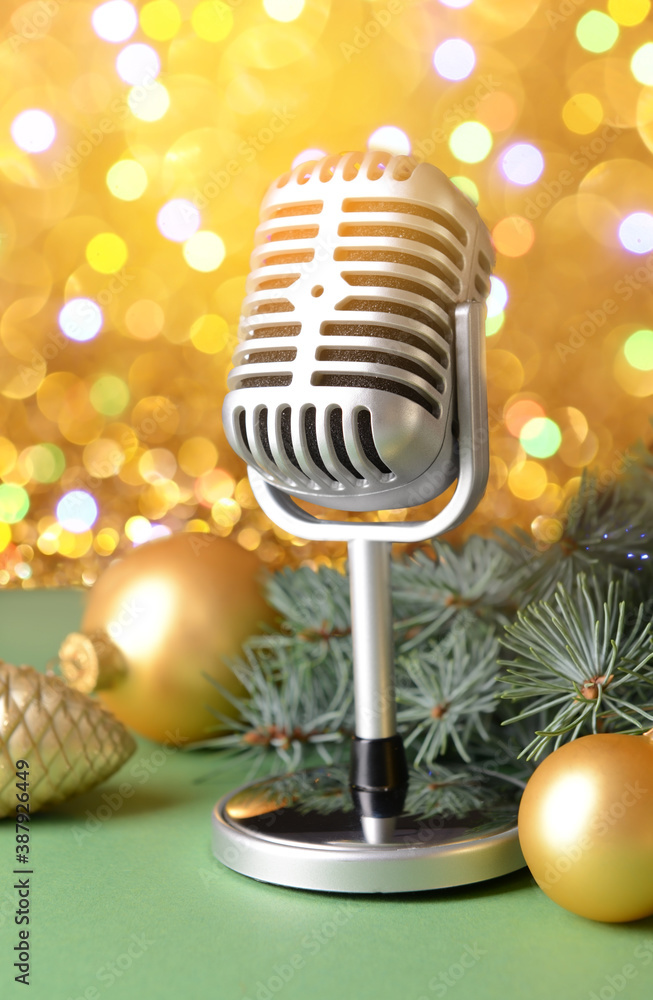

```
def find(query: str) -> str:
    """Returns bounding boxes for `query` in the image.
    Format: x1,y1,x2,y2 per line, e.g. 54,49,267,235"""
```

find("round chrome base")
212,766,525,893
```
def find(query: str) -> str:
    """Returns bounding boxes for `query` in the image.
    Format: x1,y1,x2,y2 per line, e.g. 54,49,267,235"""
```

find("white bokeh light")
116,43,161,86
433,39,476,81
501,143,544,186
487,277,508,318
11,110,56,153
56,491,99,533
619,213,653,254
263,0,305,21
58,299,103,342
368,126,411,156
92,1,138,43
157,199,201,242
127,81,170,121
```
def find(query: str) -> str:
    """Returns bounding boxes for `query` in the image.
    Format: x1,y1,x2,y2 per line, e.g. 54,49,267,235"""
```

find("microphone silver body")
222,150,493,512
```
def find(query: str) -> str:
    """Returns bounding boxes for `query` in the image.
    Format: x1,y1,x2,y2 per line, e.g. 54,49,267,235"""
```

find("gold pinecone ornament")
0,661,136,818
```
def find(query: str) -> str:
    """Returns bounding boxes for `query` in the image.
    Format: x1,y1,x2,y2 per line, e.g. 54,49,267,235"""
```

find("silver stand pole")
348,538,396,741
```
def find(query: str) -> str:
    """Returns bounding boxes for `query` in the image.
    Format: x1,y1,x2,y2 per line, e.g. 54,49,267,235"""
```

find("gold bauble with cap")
59,533,273,744
518,732,653,923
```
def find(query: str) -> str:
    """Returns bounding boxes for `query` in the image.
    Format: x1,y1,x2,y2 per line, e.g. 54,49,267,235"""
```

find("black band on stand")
350,734,409,818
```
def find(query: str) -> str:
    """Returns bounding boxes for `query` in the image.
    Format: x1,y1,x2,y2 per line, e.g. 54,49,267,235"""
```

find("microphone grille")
223,151,493,510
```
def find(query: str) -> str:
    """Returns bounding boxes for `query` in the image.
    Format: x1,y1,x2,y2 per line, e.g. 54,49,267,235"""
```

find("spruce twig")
393,537,522,650
197,639,353,774
396,629,500,764
500,574,653,758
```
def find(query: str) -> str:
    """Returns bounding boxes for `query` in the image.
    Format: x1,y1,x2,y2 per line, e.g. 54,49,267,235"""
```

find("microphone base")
212,766,525,894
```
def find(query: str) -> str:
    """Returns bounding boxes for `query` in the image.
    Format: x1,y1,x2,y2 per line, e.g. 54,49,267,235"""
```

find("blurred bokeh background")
0,0,652,588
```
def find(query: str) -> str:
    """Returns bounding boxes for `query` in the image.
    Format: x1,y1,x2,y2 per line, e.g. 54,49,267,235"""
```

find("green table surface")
1,590,653,1000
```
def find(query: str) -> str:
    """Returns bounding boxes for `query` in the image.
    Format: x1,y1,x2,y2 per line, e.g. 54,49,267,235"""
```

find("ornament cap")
59,630,128,694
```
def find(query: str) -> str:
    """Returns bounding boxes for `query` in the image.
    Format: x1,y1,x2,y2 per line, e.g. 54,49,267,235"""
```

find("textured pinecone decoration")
0,661,136,818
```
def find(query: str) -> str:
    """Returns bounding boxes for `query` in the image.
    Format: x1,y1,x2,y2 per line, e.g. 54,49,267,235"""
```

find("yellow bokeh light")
183,231,226,272
191,1,234,41
195,468,235,504
125,515,152,544
450,176,479,205
608,0,650,25
178,437,218,477
508,460,548,501
125,300,165,340
37,525,62,556
190,313,229,353
449,122,493,164
237,527,261,551
86,233,128,274
576,11,619,53
263,0,305,22
0,438,18,477
106,160,149,201
211,497,241,528
94,527,120,555
562,94,603,135
140,0,182,40
58,529,93,559
128,81,170,121
0,522,12,552
486,311,504,336
631,43,653,86
185,519,211,533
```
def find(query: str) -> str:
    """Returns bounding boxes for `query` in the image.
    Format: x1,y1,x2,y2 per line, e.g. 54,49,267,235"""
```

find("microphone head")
222,150,494,511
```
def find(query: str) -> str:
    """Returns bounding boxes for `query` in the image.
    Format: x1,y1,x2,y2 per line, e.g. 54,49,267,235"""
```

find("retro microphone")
213,151,521,892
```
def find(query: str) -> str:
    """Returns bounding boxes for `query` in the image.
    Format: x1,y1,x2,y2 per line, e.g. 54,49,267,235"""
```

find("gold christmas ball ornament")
59,533,273,744
0,661,136,818
518,732,653,923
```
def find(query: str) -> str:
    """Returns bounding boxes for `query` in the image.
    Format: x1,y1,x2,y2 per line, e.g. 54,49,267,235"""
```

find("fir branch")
500,469,653,604
264,565,352,638
196,639,353,773
396,629,500,764
393,536,523,650
501,574,653,758
404,763,519,821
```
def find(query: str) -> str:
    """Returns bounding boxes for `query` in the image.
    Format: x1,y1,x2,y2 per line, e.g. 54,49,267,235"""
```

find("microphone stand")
212,303,526,892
